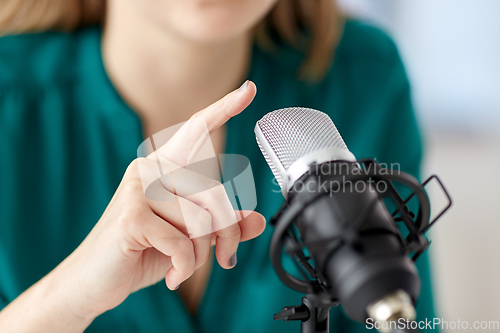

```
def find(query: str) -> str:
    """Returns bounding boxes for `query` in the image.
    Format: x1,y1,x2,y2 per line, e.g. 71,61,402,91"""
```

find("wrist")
44,255,102,326
0,262,98,333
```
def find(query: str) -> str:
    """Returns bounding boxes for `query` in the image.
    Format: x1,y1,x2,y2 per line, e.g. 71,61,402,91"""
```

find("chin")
170,15,258,44
142,0,278,44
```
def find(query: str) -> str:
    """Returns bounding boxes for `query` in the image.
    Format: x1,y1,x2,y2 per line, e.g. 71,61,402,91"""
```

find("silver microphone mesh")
255,107,349,187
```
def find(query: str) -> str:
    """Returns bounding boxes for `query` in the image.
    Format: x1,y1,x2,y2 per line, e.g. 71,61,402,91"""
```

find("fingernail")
228,253,237,267
175,284,180,290
237,80,248,92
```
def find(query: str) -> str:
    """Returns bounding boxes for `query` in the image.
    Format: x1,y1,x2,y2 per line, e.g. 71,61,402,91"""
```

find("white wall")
426,131,500,333
338,0,500,131
337,0,500,331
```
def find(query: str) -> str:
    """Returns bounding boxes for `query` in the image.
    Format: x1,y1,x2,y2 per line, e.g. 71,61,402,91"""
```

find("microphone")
254,108,451,333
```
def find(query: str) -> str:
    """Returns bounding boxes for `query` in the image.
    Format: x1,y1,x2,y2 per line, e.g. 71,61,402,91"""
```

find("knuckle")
177,237,194,255
197,180,228,210
116,205,147,232
125,158,142,175
120,177,143,197
196,209,212,227
186,208,212,239
116,211,136,232
190,111,203,121
208,183,228,201
224,224,242,240
188,111,208,128
198,177,222,192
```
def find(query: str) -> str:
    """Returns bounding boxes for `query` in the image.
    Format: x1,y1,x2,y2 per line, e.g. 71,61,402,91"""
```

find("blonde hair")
0,0,342,81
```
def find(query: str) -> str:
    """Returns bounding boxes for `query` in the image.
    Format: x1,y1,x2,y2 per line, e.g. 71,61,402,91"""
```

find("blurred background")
337,0,500,331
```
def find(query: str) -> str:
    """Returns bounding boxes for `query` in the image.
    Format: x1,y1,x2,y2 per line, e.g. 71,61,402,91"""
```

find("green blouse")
0,21,438,332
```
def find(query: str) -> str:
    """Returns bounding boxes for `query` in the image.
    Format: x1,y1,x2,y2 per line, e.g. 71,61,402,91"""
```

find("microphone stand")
275,300,422,333
273,283,338,333
274,293,422,333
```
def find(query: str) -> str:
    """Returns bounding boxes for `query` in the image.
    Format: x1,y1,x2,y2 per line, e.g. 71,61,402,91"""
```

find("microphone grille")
256,107,348,187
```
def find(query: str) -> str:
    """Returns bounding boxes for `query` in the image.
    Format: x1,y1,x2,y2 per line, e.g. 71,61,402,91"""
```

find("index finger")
154,80,257,166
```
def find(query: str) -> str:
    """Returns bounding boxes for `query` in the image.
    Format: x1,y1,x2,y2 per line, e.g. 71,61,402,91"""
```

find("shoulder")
336,19,401,65
252,20,402,84
319,19,410,97
0,27,98,86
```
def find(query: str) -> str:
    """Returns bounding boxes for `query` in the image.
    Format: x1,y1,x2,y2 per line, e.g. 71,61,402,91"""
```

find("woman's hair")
0,0,342,81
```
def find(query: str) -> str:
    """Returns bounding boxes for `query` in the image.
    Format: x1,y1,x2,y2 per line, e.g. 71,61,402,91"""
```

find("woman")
0,0,438,332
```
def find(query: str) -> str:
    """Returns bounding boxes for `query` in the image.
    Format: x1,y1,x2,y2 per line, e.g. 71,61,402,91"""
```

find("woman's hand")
0,81,265,332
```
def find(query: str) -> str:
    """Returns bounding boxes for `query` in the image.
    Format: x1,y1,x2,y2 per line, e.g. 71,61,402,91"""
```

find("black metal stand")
274,293,338,333
274,295,422,333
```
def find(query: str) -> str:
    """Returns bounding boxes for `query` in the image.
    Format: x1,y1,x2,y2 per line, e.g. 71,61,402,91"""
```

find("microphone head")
255,107,356,196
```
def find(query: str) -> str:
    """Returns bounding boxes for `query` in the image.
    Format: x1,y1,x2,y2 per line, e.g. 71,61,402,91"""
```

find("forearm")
0,263,97,333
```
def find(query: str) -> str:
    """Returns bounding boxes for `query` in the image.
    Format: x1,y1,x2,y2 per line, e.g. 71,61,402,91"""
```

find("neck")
102,0,252,137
